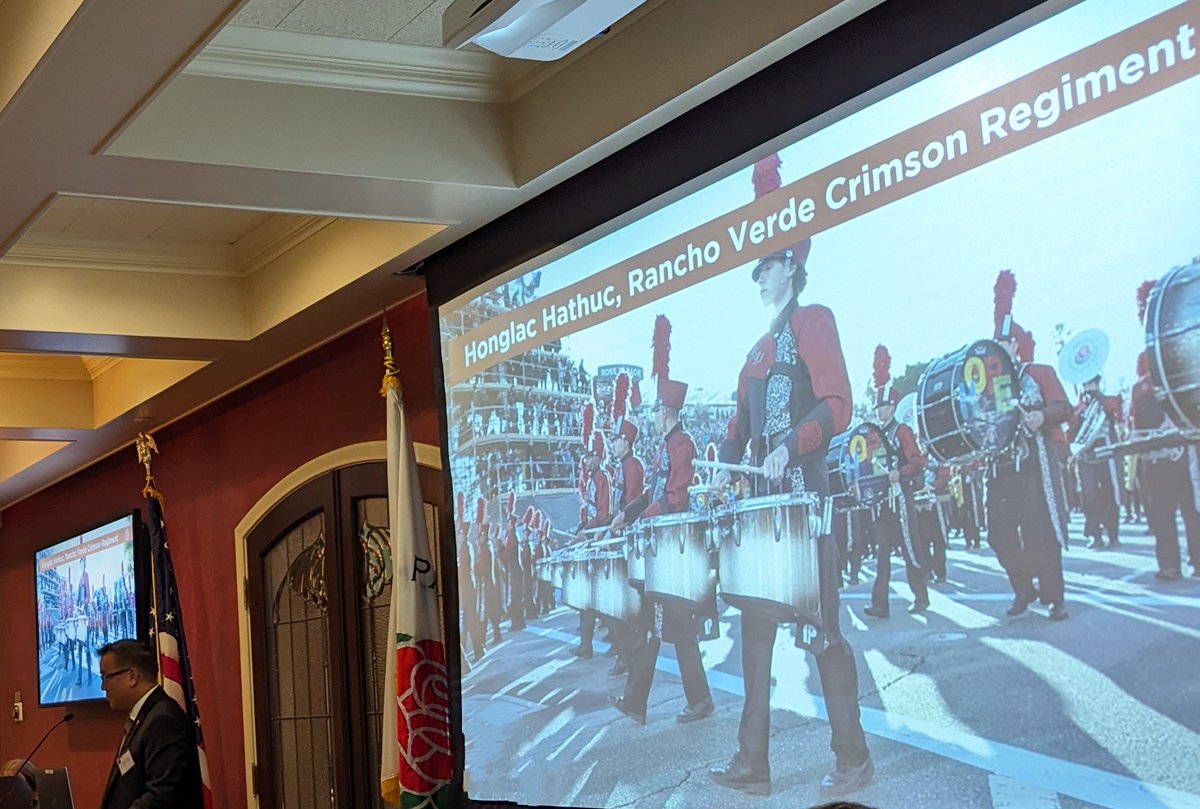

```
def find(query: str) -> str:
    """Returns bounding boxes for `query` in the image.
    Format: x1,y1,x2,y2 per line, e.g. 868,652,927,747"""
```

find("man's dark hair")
98,639,158,680
791,259,808,296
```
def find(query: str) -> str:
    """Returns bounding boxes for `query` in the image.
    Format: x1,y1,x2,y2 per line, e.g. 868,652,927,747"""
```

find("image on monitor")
436,1,1200,806
35,513,141,706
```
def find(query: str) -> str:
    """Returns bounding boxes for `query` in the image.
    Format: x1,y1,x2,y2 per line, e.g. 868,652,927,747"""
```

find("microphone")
0,713,73,806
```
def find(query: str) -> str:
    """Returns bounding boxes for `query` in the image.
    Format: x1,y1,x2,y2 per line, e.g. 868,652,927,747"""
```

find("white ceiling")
0,0,870,510
232,0,449,46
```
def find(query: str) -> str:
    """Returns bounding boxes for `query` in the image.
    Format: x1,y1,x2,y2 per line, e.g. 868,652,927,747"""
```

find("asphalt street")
460,513,1200,809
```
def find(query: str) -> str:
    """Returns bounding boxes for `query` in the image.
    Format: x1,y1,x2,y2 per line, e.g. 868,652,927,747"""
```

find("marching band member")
988,271,1072,621
1070,375,1124,549
458,521,486,662
606,393,645,677
1132,282,1200,579
864,346,930,618
571,407,612,658
472,500,505,644
610,318,714,726
708,154,870,799
923,456,952,583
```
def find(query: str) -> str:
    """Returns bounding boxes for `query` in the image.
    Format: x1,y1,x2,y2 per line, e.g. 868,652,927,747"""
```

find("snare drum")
589,550,642,622
560,555,591,612
715,492,822,623
625,534,646,586
635,512,716,610
918,339,1021,463
1147,260,1200,430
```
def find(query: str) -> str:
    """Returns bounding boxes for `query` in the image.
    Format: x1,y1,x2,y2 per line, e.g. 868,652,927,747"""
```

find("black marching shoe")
820,755,875,795
863,605,890,619
1048,602,1069,621
569,645,593,659
1154,568,1183,581
1087,537,1105,550
908,599,930,614
1006,590,1036,617
676,697,714,724
710,757,771,796
609,695,646,725
608,659,630,677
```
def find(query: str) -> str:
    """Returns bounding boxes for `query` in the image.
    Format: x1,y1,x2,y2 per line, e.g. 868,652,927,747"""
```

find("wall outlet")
12,691,22,722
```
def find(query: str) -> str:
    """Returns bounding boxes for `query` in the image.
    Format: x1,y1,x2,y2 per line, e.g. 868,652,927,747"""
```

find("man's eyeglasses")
100,668,132,682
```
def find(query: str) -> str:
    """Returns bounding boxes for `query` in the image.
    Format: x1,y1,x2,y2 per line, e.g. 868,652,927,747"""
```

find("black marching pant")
1078,461,1120,544
870,502,929,609
986,465,1065,605
916,502,948,581
1144,458,1200,572
623,602,711,711
737,533,869,776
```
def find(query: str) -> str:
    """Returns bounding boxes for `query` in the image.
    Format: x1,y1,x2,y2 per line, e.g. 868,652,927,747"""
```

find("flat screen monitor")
35,513,145,706
435,0,1200,806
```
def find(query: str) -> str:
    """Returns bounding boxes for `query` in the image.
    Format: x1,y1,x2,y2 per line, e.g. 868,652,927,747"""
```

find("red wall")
0,293,440,809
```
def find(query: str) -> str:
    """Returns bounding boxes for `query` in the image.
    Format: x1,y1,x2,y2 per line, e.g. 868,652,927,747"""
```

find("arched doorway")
245,460,444,809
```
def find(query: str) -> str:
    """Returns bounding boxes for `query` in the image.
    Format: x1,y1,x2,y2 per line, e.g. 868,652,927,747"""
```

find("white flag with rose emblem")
381,380,453,809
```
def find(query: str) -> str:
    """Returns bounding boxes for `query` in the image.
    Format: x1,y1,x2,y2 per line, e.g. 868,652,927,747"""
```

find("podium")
0,775,33,809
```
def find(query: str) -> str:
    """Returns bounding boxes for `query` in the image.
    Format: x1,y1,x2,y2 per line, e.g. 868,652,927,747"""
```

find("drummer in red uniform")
605,402,645,676
609,320,714,726
864,345,930,618
988,270,1072,621
571,430,612,659
707,150,871,800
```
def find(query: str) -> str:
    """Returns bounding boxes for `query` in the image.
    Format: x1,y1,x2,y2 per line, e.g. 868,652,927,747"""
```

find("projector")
443,0,652,61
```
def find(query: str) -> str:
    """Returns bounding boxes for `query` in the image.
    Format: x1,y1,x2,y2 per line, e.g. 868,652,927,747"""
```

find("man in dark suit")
98,640,202,809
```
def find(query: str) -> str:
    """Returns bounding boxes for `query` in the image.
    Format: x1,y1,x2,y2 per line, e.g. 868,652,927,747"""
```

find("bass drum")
918,339,1021,463
1147,260,1200,430
839,422,895,507
825,429,852,499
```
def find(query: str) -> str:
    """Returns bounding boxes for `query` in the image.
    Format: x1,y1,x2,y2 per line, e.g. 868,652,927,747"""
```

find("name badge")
118,750,135,776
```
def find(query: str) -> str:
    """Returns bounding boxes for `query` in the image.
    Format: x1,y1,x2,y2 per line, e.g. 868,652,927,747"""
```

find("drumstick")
692,459,767,477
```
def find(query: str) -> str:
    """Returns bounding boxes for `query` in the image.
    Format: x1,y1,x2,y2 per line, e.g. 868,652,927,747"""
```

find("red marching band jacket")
1023,363,1075,451
720,302,853,466
613,453,646,513
580,467,612,531
889,421,926,484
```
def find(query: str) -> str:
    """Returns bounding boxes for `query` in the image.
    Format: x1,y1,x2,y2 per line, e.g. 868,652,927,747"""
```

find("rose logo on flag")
396,636,453,801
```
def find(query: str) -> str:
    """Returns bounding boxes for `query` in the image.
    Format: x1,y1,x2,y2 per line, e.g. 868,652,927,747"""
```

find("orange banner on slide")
37,524,133,573
444,2,1200,386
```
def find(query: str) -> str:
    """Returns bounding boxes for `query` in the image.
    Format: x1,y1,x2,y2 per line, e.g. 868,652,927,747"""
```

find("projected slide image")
439,2,1200,807
35,515,138,705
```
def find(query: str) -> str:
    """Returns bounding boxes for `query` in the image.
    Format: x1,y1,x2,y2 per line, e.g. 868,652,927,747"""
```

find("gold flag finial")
135,432,164,506
381,313,402,397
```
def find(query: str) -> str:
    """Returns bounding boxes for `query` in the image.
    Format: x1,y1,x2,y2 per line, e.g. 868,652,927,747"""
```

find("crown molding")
2,232,237,277
185,25,532,102
234,215,335,276
0,354,91,381
80,356,123,379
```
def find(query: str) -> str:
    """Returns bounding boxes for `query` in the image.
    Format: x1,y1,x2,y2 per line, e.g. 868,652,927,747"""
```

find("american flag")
147,495,214,809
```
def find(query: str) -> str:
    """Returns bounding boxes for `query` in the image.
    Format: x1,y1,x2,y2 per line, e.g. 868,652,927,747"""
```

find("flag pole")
135,432,163,665
381,314,402,398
